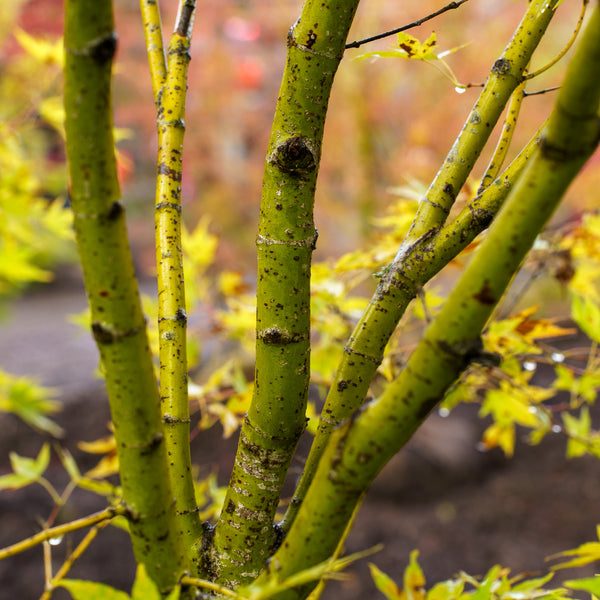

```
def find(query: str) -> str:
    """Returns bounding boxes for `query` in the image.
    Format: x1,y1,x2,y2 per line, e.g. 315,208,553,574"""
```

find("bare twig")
40,520,111,600
0,506,125,561
180,576,240,598
523,86,560,97
524,0,588,80
345,0,470,49
175,0,196,38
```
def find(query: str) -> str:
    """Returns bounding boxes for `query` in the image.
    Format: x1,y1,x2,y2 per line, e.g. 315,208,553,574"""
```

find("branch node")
155,201,182,213
491,58,512,76
268,136,317,178
157,162,183,181
66,32,118,63
436,337,500,368
343,345,381,364
91,322,142,344
256,231,318,248
163,414,191,424
257,327,308,345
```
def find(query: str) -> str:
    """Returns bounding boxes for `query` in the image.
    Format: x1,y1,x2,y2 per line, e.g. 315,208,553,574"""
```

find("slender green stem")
180,577,241,598
210,0,361,587
154,0,204,571
42,520,111,600
263,5,600,595
479,79,526,191
523,0,588,82
0,507,119,561
140,0,167,100
64,0,188,591
404,0,560,246
281,126,541,532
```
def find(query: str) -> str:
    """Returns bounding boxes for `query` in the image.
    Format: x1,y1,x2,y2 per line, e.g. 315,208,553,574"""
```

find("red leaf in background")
235,57,264,90
18,0,63,37
223,17,260,42
116,150,134,187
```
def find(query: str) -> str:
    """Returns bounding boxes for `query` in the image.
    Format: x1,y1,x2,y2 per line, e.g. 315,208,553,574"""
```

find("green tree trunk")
54,0,600,597
210,0,361,587
256,4,600,597
282,0,559,532
63,0,188,592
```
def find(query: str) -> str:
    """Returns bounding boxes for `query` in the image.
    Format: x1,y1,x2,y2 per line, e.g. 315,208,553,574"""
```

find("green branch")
210,0,361,587
404,0,560,244
140,0,167,100
153,0,204,571
282,0,560,532
64,0,188,591
263,3,600,596
479,79,526,191
0,507,120,561
282,126,541,532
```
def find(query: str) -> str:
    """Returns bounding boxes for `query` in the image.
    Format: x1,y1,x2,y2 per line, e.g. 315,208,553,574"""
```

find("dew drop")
551,352,565,363
523,361,537,372
438,407,450,418
455,86,467,94
552,424,562,433
49,536,63,546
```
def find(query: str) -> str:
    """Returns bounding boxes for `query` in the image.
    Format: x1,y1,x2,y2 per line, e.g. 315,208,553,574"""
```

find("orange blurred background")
12,0,593,273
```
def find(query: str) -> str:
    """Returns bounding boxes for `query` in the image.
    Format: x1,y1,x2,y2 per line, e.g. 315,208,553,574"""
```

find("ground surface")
1,279,599,599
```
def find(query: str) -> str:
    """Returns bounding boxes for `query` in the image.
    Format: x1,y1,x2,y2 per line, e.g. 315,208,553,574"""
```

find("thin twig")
0,506,124,561
43,538,52,590
180,576,241,598
40,520,111,600
140,0,167,100
524,0,588,80
175,0,196,38
523,86,560,97
479,79,527,192
345,0,470,49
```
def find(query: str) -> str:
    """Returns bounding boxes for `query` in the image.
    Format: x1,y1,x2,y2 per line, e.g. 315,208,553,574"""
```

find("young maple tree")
2,0,600,599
